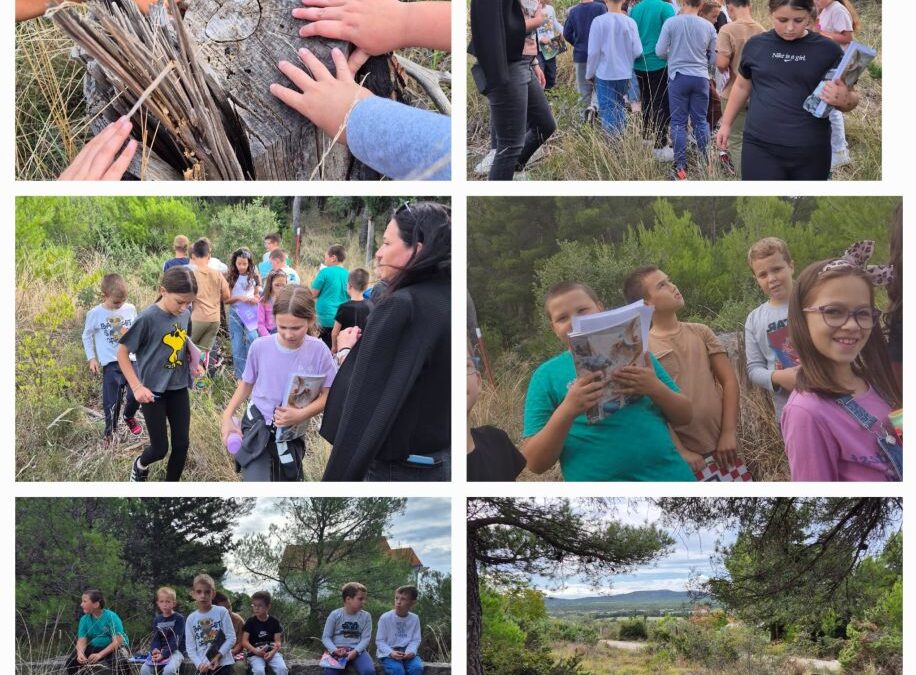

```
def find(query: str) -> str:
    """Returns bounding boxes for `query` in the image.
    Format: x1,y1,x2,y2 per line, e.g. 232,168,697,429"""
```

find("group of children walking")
81,233,375,482
66,577,427,675
547,0,863,180
470,227,902,483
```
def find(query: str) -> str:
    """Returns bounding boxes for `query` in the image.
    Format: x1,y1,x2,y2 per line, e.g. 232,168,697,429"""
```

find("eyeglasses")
803,305,880,329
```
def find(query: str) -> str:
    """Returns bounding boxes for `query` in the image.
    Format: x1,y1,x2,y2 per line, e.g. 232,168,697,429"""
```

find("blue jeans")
667,72,709,170
229,305,258,378
380,655,424,675
627,73,639,102
595,78,629,136
322,650,375,675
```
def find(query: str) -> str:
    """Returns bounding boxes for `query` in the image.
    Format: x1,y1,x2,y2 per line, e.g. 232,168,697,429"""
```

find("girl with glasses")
782,250,901,481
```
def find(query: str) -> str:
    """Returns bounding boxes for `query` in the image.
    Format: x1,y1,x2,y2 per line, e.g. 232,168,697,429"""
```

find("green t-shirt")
312,265,350,329
630,0,676,72
78,609,129,649
523,351,696,482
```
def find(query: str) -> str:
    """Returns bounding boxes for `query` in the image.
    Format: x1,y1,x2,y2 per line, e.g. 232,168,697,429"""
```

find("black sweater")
320,277,450,481
469,0,527,92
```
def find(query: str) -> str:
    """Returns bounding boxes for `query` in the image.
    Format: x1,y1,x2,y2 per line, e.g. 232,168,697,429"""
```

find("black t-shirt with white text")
243,615,282,649
739,30,843,147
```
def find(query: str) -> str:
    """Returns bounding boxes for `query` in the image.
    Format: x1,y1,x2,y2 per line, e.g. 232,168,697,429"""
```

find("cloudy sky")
528,500,736,599
224,498,451,593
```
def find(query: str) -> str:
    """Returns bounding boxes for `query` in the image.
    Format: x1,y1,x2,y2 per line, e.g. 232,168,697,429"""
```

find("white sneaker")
831,149,852,170
653,146,674,162
473,149,496,176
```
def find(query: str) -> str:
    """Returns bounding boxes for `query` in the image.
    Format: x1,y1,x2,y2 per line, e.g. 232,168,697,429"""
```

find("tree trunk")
467,531,484,675
291,196,302,260
79,0,400,180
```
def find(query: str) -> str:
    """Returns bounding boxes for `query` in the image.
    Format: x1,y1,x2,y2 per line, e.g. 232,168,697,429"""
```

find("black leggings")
139,388,190,481
741,135,831,180
636,66,670,147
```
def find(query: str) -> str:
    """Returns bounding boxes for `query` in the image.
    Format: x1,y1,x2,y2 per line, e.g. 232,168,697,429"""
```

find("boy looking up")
624,266,739,470
745,237,799,422
376,586,424,675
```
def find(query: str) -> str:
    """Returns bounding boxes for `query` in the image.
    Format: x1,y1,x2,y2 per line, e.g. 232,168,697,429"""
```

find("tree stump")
183,0,353,180
74,0,401,180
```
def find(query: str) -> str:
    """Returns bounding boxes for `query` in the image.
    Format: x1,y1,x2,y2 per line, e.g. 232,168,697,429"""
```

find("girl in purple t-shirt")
221,285,336,481
782,247,901,481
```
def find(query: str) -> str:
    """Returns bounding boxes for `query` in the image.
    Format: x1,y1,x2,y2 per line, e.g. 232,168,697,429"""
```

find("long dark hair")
155,266,198,303
227,247,259,292
788,260,901,408
384,201,451,296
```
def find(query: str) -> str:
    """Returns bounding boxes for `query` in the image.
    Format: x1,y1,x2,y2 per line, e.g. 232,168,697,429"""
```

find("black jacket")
469,0,527,92
320,277,450,480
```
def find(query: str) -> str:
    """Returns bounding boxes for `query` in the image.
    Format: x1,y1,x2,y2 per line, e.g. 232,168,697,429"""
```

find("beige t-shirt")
191,264,229,322
717,18,764,100
650,322,726,455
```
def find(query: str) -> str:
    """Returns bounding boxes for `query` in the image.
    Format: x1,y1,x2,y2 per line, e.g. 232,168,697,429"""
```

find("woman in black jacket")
320,202,451,481
471,0,557,180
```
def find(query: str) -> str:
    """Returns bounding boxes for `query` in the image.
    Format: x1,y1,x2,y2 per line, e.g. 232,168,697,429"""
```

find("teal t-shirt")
523,351,696,482
630,0,676,72
78,609,129,649
312,265,350,329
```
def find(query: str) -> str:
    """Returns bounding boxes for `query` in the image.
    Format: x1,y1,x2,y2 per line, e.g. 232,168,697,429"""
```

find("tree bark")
467,528,484,675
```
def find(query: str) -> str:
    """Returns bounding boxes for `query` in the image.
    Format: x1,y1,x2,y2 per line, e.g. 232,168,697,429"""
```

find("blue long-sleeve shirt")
347,97,450,181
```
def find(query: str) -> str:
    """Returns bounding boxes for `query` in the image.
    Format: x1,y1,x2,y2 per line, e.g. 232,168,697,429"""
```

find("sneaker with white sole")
130,456,149,482
653,146,674,162
474,149,496,176
831,149,852,170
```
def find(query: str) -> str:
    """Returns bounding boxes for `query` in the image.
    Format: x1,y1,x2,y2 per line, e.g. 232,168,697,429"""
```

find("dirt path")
600,639,649,651
786,656,843,672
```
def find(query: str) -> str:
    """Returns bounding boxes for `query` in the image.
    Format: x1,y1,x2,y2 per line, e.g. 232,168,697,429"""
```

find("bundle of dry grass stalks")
51,0,247,180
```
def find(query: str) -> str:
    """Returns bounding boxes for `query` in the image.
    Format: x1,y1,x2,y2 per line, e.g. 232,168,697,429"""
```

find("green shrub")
619,618,648,641
210,199,282,258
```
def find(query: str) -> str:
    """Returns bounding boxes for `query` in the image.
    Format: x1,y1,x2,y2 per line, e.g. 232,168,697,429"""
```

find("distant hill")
545,590,717,616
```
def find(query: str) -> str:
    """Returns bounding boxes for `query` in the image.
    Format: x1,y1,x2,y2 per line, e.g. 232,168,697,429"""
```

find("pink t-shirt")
781,386,896,481
242,334,337,423
818,2,853,39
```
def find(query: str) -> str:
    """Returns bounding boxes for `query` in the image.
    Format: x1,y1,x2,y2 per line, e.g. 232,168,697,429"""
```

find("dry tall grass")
467,1,882,181
15,233,371,482
471,329,790,482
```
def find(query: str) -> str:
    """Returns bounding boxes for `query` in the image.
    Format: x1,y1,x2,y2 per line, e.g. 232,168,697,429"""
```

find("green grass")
467,1,883,181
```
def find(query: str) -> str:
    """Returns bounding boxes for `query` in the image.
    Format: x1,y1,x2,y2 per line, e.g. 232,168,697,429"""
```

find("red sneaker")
124,417,143,436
